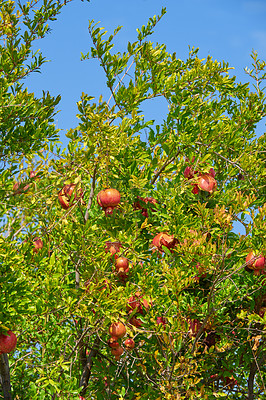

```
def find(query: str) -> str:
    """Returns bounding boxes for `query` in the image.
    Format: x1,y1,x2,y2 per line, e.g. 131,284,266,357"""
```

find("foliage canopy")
1,3,266,400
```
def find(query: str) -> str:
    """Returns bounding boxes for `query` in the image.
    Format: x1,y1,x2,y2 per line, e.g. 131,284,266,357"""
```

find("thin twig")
107,59,135,106
151,148,181,185
85,164,97,223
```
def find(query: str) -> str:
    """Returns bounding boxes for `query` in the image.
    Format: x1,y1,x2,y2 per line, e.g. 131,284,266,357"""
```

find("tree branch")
85,164,97,223
79,336,100,397
247,352,266,400
150,148,181,185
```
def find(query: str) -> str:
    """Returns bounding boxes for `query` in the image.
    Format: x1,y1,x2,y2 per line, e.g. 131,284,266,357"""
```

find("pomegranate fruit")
224,376,238,389
197,173,217,193
97,189,121,216
246,251,265,271
111,345,124,360
109,322,126,339
58,184,83,210
0,330,17,354
33,237,43,254
204,331,220,348
115,257,129,273
152,232,178,253
107,337,120,348
259,307,266,318
124,338,135,349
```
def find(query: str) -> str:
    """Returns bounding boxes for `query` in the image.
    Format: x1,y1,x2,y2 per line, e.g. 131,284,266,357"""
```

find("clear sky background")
25,0,266,144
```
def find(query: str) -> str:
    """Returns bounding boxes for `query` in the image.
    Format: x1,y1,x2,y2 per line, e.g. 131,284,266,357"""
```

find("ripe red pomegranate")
246,251,265,271
115,257,129,273
97,189,121,216
185,166,216,194
111,345,124,360
109,322,126,339
0,330,17,354
58,184,83,210
105,241,122,259
33,237,43,254
107,337,120,348
152,232,178,253
197,173,217,193
124,338,135,349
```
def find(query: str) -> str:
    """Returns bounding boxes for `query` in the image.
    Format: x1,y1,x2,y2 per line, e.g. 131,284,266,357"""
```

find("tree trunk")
0,353,12,400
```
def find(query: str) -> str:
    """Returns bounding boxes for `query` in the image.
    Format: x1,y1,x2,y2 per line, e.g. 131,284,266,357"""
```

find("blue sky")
26,0,266,142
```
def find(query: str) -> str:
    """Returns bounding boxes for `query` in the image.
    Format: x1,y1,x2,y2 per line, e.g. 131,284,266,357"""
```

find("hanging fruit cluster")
55,179,265,365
